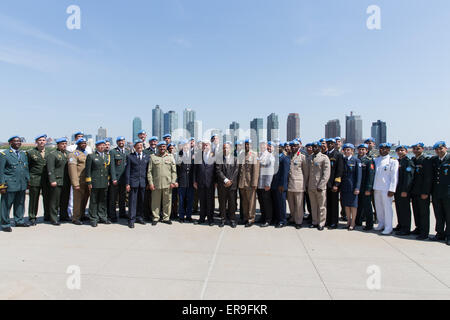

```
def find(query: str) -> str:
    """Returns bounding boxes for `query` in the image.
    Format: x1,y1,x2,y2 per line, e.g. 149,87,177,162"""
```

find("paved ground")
0,196,449,300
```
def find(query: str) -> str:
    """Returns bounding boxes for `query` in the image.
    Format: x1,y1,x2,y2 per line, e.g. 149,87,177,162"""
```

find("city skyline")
1,1,449,145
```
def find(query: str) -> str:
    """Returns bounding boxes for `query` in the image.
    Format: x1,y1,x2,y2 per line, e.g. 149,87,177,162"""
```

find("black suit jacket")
326,149,344,188
177,150,194,188
215,153,239,190
194,153,216,188
125,152,150,188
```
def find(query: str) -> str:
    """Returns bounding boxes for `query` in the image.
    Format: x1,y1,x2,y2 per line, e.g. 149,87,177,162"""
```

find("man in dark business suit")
125,140,149,228
216,142,239,228
193,141,216,226
271,142,290,228
176,140,195,223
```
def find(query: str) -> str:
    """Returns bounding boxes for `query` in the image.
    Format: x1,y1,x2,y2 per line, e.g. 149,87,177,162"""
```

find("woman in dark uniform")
341,143,362,230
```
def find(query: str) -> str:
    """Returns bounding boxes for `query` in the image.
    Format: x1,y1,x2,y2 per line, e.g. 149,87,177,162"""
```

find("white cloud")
318,87,348,97
170,37,192,48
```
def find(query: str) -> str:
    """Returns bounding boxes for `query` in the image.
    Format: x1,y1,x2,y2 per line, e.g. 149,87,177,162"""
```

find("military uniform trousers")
356,194,374,228
198,186,214,222
432,196,450,238
240,187,257,223
129,187,145,223
308,189,326,227
108,182,127,220
218,185,237,222
257,189,273,224
271,189,287,225
143,189,152,221
171,188,178,219
178,187,194,219
72,185,89,222
48,184,70,223
89,188,108,223
28,183,50,221
288,191,305,225
326,188,340,226
1,191,26,228
374,190,394,233
411,195,430,237
151,188,172,222
394,194,412,233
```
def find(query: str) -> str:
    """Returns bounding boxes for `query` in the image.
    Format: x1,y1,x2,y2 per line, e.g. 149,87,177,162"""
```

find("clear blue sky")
0,0,449,145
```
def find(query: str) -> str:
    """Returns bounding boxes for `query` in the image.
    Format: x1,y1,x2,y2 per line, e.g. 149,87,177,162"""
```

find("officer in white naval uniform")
373,143,399,235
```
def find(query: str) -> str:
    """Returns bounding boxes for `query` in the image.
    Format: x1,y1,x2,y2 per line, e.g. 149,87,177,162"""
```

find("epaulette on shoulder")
0,151,5,156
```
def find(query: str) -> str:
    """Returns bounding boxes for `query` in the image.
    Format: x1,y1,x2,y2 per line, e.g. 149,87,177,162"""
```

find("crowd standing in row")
0,131,449,246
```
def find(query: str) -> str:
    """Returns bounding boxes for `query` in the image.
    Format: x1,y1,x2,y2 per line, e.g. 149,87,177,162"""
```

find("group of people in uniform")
0,131,449,246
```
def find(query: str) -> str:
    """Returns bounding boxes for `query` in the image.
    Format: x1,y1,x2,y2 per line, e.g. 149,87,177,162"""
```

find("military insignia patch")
406,167,412,172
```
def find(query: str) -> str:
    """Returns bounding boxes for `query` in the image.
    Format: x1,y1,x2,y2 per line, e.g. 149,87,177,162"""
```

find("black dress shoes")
91,222,98,228
178,218,185,223
110,218,118,223
73,220,83,225
363,226,373,231
411,228,420,235
245,222,254,228
396,231,410,236
275,223,285,229
416,235,428,240
327,224,338,229
151,221,158,226
317,226,324,231
194,219,205,225
185,217,193,223
136,219,146,225
430,234,446,241
208,220,214,226
16,223,29,227
101,220,112,225
295,224,302,229
29,220,37,226
260,222,270,228
446,239,450,246
52,221,61,226
162,220,172,225
219,221,225,228
393,225,401,232
128,222,135,229
3,227,12,232
231,221,237,228
309,224,318,228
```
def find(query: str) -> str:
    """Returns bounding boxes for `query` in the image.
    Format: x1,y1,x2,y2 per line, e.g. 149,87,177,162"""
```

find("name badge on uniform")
384,166,388,171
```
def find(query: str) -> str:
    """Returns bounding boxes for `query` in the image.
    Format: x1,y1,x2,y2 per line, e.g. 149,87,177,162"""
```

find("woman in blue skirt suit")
341,143,362,230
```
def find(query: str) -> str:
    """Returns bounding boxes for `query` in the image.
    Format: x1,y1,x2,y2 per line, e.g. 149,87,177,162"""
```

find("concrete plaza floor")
0,196,449,300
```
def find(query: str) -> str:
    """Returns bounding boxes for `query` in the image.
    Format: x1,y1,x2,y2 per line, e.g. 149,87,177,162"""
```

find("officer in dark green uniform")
108,136,130,222
27,134,50,225
394,145,415,236
355,144,375,230
410,142,432,240
85,140,115,227
0,136,30,232
46,138,70,225
430,141,450,245
365,138,379,160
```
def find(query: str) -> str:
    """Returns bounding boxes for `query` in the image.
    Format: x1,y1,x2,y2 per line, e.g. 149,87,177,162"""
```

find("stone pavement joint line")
380,237,450,290
295,230,333,300
200,228,225,300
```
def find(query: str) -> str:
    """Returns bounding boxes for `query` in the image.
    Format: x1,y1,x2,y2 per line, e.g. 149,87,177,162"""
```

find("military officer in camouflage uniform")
430,141,450,246
46,138,70,225
68,138,90,225
108,136,130,222
27,134,50,225
85,140,115,227
0,136,30,232
365,138,378,160
147,141,178,225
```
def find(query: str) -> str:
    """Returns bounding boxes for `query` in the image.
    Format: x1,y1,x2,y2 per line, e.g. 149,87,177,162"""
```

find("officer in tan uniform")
147,141,178,225
306,141,331,230
238,139,260,227
287,140,309,229
68,138,89,225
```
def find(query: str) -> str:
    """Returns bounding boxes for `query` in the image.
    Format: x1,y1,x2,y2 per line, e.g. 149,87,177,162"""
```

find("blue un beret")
157,141,167,147
138,130,146,135
357,144,369,149
343,143,355,150
8,136,20,142
76,138,86,144
73,131,84,137
290,140,300,146
95,140,106,146
395,145,409,151
335,137,342,141
163,134,171,139
319,138,326,143
134,139,143,146
412,142,425,148
116,136,126,142
379,143,392,149
35,134,47,141
365,137,375,143
326,138,336,143
149,136,158,142
433,141,446,149
244,139,251,144
55,138,68,144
